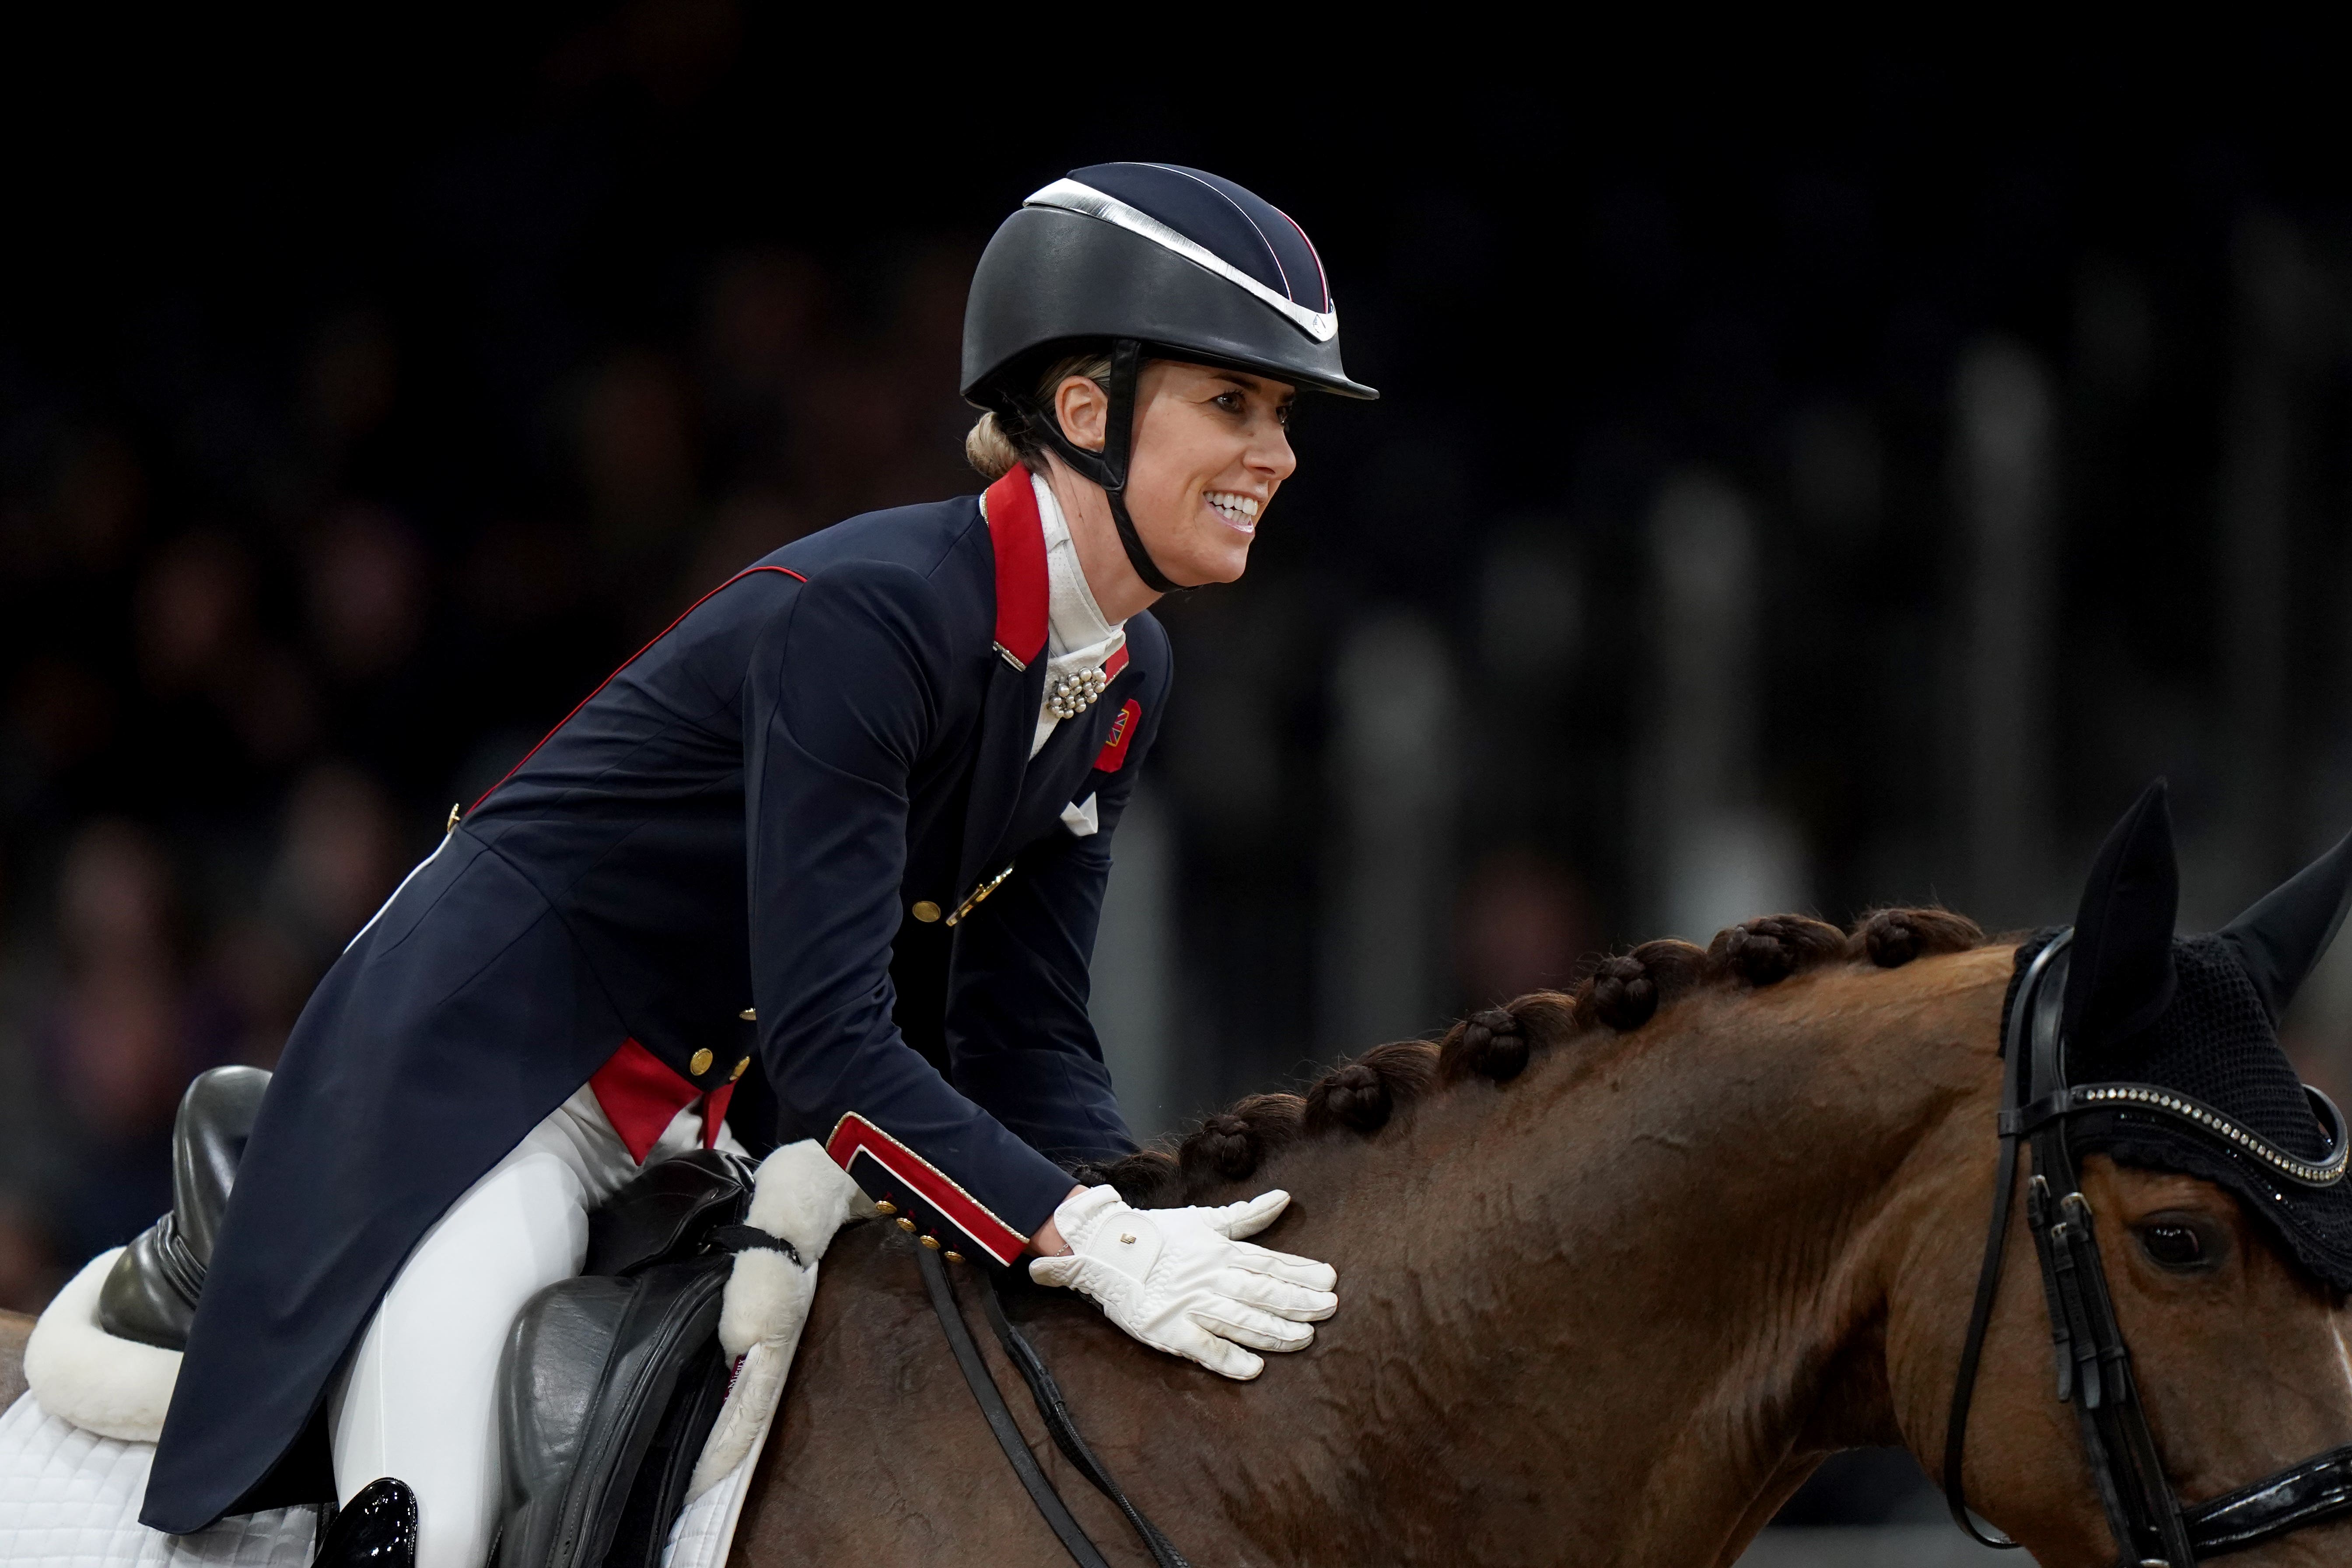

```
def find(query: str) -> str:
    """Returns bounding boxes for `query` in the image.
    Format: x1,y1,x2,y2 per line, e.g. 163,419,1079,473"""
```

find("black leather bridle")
1944,931,2352,1563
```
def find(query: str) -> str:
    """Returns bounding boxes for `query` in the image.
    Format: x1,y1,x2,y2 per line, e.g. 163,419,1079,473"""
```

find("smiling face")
1050,359,1298,592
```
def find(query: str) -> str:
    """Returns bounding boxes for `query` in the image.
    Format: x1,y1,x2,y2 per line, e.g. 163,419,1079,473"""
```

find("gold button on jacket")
911,900,942,923
689,1047,714,1076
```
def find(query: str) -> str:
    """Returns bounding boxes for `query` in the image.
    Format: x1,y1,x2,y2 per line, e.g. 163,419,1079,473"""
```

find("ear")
2063,780,2180,1050
2218,827,2352,1025
1054,375,1110,455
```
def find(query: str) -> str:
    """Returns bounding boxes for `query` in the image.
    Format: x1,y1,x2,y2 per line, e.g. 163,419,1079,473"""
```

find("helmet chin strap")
1018,338,1191,595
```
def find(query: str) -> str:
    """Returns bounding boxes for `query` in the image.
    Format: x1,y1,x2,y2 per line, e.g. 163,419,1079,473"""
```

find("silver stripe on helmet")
1024,178,1340,344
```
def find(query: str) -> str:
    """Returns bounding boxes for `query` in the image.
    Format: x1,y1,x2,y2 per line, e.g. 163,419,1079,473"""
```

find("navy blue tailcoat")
143,471,1166,1530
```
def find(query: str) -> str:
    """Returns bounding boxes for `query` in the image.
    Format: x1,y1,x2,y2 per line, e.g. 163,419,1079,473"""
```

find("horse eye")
2141,1223,2206,1269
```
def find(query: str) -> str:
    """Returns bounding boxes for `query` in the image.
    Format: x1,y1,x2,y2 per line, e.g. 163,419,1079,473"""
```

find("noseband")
1943,932,2352,1564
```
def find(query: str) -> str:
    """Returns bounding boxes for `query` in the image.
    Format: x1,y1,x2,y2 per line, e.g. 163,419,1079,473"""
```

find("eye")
2137,1217,2222,1272
1214,391,1246,414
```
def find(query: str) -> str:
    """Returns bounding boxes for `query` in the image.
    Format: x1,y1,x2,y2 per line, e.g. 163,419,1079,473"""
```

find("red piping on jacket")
470,564,808,813
824,1112,1028,1265
982,468,1049,668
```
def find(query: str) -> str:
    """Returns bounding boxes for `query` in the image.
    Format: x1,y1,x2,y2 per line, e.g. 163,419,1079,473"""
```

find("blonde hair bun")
963,410,1023,481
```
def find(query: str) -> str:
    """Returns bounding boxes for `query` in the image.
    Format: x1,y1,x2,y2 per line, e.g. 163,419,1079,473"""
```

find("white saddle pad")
0,1391,320,1568
0,1379,778,1568
0,1140,861,1568
658,1334,789,1568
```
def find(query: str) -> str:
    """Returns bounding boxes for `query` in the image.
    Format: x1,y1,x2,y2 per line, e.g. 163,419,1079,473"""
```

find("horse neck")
1052,948,2012,1568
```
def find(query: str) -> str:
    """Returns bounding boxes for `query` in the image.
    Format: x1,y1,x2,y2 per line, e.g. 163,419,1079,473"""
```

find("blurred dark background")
2,16,2349,1529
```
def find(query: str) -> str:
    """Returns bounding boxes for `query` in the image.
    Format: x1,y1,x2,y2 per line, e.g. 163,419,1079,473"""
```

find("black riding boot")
313,1478,418,1568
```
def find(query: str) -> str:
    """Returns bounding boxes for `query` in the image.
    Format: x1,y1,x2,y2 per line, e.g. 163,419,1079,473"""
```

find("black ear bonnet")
2003,780,2352,1290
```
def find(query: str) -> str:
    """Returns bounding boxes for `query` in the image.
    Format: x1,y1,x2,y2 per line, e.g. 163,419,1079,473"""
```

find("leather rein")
1943,931,2352,1563
919,1242,1191,1568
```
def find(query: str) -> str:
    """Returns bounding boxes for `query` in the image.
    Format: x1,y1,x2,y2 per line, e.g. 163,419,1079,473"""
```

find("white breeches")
326,1088,739,1568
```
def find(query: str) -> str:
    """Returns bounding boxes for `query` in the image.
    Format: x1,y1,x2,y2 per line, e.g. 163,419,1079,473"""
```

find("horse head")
1929,780,2352,1568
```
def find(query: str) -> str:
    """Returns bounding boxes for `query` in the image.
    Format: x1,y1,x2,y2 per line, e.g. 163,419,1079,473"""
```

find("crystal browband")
2002,1080,2351,1186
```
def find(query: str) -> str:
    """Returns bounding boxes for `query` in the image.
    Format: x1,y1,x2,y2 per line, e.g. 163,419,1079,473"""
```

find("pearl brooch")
1045,666,1110,720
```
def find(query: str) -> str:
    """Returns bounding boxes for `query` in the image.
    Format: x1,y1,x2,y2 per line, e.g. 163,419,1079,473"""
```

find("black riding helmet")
961,162,1377,592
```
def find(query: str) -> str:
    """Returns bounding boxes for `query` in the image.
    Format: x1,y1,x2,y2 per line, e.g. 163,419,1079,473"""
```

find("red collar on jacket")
982,466,1050,668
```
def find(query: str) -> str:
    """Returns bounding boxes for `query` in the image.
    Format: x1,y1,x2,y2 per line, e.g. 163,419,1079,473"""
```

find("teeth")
1206,492,1261,526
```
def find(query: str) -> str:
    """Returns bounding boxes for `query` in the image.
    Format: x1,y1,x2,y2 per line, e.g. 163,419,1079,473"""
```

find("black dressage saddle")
493,1150,758,1568
104,1068,761,1568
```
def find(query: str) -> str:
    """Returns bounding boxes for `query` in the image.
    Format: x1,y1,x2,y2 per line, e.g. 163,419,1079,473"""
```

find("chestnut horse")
7,908,2350,1565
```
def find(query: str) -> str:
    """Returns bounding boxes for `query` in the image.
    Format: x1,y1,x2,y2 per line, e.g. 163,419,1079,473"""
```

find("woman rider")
138,162,1376,1568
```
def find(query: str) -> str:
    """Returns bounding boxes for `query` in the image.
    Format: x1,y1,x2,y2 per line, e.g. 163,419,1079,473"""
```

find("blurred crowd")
0,239,995,1308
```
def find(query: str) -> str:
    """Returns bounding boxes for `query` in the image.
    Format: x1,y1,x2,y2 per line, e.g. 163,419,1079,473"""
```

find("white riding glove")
1029,1185,1338,1379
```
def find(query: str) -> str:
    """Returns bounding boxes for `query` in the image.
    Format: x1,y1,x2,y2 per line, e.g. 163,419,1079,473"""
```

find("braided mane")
1088,907,1989,1208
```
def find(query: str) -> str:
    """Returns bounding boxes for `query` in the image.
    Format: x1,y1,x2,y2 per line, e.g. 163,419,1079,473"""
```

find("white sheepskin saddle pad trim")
686,1139,870,1500
23,1249,180,1445
658,1140,869,1568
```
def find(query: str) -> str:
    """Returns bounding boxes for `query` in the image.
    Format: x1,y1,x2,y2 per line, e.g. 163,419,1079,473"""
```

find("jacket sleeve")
942,656,1169,1170
743,561,1077,1264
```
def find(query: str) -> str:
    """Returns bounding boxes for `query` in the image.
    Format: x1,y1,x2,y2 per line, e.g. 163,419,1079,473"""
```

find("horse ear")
2062,780,2179,1050
2217,827,2352,1026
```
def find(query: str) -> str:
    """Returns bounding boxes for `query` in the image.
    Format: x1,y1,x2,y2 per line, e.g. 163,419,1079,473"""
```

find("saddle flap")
599,1316,732,1568
495,1256,733,1568
499,1276,634,1510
